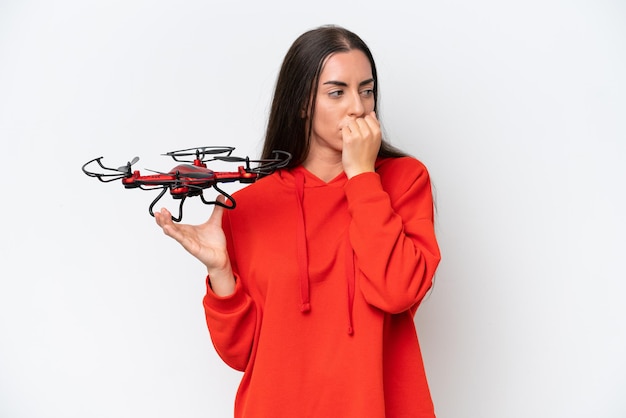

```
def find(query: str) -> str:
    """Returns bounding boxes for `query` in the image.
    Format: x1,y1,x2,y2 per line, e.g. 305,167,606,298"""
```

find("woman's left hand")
341,111,381,179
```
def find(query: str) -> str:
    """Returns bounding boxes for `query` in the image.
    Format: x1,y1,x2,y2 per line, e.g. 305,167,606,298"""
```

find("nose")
347,90,365,117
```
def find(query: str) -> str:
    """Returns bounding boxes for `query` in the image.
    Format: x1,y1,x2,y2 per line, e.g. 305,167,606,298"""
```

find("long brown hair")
261,25,406,168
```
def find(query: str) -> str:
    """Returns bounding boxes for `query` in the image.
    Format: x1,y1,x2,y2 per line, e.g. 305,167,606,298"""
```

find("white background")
1,1,625,417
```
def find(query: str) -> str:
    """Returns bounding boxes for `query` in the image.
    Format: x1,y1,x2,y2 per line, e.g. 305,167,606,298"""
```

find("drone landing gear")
201,184,236,210
147,185,236,222
148,188,185,222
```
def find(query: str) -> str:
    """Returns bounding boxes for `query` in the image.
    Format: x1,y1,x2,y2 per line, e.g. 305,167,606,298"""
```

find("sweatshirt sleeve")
202,211,257,372
344,158,441,314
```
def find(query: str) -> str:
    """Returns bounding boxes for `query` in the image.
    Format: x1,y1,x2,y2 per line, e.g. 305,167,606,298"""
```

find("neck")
302,155,344,183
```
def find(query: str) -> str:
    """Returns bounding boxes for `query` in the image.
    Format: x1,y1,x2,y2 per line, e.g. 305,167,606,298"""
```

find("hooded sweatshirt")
203,156,441,418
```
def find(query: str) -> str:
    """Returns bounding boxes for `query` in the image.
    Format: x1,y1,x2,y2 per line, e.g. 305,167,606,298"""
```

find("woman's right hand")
154,195,235,296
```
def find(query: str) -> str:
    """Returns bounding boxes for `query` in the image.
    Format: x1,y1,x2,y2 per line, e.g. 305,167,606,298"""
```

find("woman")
155,24,441,418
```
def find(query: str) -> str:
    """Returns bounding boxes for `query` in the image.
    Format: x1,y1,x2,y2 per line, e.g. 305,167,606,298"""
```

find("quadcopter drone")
82,146,291,222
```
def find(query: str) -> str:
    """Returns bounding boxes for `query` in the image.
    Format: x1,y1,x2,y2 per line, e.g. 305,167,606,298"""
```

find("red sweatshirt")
203,156,441,417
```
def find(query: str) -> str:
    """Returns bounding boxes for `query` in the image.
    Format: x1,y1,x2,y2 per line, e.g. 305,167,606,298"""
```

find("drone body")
82,146,291,221
120,160,257,195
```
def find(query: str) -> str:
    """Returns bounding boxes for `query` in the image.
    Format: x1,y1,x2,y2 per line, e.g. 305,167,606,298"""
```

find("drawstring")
293,168,355,335
294,171,310,312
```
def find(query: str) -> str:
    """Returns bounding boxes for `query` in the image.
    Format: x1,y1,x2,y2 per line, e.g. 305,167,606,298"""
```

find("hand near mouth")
341,111,382,179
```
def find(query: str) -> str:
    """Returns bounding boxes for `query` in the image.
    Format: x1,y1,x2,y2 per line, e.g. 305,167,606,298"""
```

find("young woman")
155,25,441,418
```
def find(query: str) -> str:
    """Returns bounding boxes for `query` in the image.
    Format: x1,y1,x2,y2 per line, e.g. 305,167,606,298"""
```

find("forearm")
345,165,441,313
207,260,236,297
203,275,257,371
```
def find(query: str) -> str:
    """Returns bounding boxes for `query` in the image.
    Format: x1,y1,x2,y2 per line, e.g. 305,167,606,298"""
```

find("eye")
360,89,374,97
329,90,344,98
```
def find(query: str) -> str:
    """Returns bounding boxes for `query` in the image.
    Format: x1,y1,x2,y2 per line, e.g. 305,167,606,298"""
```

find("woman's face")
306,49,375,162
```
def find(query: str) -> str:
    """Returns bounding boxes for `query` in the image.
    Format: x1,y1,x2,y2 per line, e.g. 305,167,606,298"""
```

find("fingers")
342,112,381,178
154,196,226,241
359,111,381,139
154,207,182,241
154,207,170,228
206,195,227,227
152,197,231,273
343,112,380,142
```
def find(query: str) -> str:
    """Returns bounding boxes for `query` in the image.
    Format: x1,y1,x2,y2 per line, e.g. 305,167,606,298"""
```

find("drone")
82,146,291,222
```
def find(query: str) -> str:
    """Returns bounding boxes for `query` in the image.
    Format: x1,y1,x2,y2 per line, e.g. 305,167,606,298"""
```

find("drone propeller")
144,168,169,175
214,151,291,166
117,156,140,173
144,166,215,179
214,156,249,163
164,146,235,162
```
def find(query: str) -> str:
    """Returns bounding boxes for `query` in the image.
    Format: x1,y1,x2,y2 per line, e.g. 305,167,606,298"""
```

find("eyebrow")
322,78,375,87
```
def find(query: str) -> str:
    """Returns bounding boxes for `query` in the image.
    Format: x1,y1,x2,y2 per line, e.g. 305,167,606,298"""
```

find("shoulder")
232,171,285,199
375,157,431,191
226,170,291,217
376,156,428,174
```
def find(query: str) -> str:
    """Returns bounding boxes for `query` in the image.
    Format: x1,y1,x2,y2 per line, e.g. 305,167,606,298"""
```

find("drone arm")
90,174,126,183
212,167,258,184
